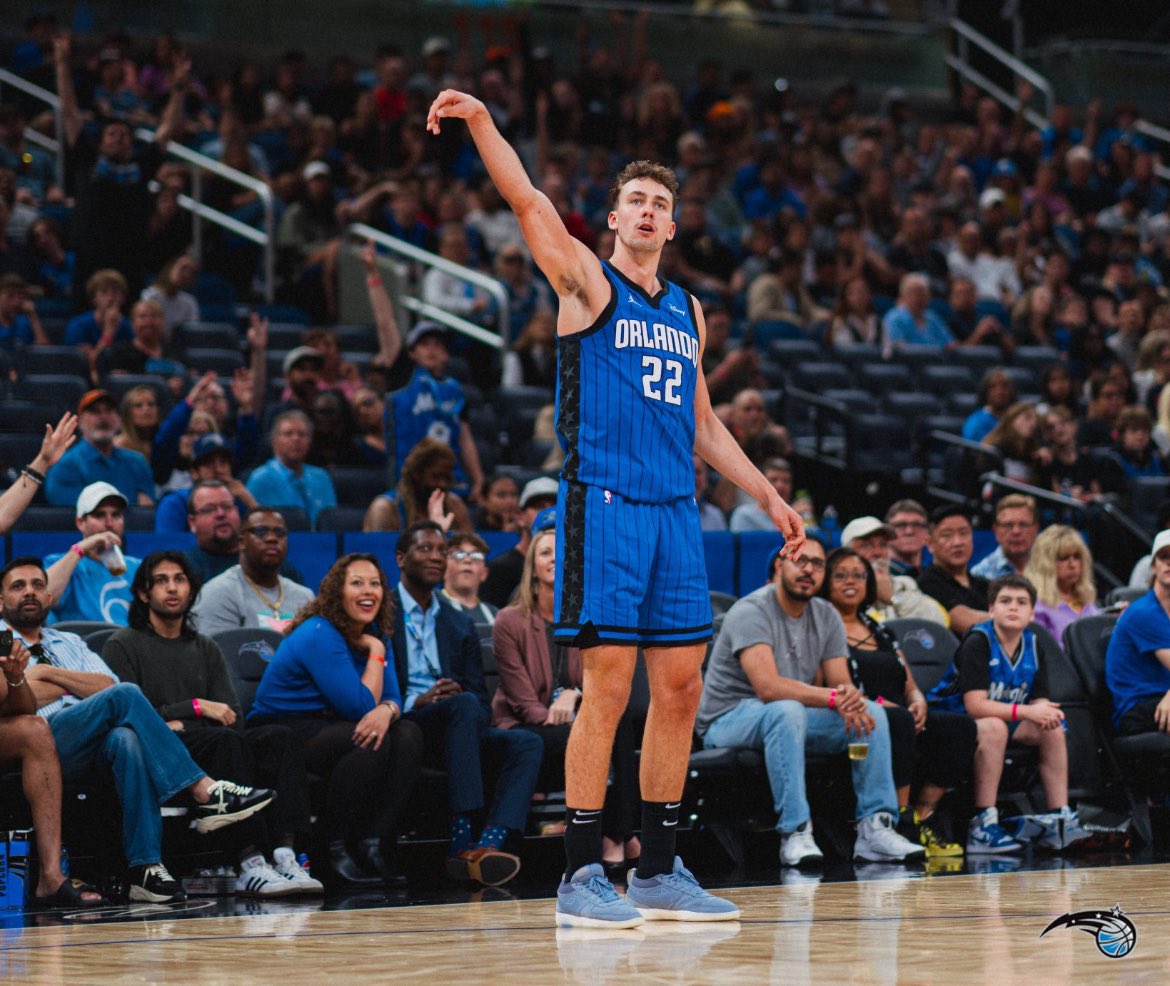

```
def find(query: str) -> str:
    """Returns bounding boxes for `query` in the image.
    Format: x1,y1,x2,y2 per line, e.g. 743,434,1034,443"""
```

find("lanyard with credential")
406,608,442,679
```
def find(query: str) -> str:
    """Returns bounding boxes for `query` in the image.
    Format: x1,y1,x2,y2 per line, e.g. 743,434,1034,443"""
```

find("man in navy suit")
391,521,542,886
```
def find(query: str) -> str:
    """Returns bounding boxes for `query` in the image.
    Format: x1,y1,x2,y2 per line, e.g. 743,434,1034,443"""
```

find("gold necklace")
243,571,285,614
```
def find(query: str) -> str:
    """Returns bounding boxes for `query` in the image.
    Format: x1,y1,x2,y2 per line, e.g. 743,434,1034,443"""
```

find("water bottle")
820,505,840,549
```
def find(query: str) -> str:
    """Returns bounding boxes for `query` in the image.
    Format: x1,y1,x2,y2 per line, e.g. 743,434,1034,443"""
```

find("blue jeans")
406,692,543,833
48,683,206,868
703,698,898,834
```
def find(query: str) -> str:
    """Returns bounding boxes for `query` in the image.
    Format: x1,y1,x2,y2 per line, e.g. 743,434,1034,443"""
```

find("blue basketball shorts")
553,480,712,648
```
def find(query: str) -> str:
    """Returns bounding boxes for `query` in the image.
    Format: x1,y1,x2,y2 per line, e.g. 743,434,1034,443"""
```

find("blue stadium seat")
12,531,77,558
255,304,310,325
286,532,339,591
14,375,88,415
183,347,245,376
315,506,368,532
703,531,735,596
736,531,784,596
752,319,807,347
126,532,195,557
480,531,520,560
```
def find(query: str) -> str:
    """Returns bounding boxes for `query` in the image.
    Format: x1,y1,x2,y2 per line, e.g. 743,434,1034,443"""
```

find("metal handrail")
347,222,509,350
136,129,275,303
948,17,1053,128
784,385,850,469
0,67,64,189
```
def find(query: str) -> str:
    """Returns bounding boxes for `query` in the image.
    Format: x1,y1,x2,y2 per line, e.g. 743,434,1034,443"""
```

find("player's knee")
654,670,702,716
584,676,632,718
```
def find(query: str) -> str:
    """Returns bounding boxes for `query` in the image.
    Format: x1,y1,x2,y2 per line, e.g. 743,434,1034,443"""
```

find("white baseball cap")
840,516,895,546
76,481,128,518
519,477,559,509
1152,529,1170,558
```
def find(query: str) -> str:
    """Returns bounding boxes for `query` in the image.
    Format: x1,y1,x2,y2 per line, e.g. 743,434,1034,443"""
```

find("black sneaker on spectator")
193,781,275,834
130,863,187,903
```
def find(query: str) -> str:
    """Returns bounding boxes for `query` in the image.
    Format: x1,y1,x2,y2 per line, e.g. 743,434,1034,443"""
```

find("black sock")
635,800,679,879
563,807,604,878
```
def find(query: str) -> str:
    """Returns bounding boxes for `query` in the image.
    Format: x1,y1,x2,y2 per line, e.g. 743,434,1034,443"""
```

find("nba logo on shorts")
604,490,612,504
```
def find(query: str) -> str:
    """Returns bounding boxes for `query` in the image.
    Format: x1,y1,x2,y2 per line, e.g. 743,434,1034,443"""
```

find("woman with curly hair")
363,437,471,533
1023,524,1101,641
248,553,423,887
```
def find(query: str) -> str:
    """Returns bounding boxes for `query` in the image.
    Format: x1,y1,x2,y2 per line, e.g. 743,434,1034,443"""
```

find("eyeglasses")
789,555,826,572
244,526,288,539
449,550,485,562
831,570,867,583
192,502,238,516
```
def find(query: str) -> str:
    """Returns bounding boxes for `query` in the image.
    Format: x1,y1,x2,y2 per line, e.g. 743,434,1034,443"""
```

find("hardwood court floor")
1,861,1165,984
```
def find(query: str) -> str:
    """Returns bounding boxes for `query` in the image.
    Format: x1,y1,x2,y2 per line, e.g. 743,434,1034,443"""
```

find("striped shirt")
0,620,119,719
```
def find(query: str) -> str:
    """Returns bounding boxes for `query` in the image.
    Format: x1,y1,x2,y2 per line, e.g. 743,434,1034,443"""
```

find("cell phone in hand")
0,629,11,658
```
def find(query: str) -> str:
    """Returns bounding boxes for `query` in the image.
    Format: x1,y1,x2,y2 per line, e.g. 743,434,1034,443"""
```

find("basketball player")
428,90,804,928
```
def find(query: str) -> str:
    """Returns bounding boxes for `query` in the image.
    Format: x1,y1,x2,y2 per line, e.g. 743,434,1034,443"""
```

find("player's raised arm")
690,301,805,556
426,89,599,306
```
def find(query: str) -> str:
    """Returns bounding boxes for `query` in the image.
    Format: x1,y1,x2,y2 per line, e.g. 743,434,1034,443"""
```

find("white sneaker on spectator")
779,822,824,867
236,856,297,898
273,847,325,894
854,812,927,862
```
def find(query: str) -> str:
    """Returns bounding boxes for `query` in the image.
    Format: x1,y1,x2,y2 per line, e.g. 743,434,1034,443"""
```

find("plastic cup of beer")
99,543,127,576
847,740,869,761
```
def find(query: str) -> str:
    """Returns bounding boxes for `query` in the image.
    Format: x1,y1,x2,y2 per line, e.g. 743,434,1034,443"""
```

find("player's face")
143,560,192,620
989,587,1034,631
609,178,676,255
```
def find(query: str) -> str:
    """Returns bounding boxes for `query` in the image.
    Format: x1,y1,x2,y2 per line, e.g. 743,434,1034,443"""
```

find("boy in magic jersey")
427,90,805,928
927,574,1089,854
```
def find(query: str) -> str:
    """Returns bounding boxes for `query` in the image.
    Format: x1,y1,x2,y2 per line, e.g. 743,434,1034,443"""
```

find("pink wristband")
70,543,84,559
193,698,202,718
1011,703,1018,722
876,696,884,706
828,689,837,710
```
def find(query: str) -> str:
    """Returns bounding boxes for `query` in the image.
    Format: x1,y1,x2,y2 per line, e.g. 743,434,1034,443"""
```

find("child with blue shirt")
928,574,1090,854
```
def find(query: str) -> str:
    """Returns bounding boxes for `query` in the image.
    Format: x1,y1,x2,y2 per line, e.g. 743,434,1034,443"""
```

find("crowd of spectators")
3,9,1170,899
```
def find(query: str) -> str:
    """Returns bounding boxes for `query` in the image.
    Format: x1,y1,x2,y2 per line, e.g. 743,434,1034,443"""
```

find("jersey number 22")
642,355,682,405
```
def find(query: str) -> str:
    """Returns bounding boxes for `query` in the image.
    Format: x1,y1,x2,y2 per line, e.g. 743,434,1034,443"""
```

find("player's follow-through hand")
769,497,806,560
426,90,485,135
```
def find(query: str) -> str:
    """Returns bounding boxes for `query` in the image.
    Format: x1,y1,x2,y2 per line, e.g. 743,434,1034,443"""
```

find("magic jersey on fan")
927,621,1039,713
556,260,700,503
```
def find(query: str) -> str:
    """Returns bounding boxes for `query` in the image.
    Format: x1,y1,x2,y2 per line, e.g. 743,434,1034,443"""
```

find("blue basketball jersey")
927,621,1039,712
386,366,467,485
556,260,699,503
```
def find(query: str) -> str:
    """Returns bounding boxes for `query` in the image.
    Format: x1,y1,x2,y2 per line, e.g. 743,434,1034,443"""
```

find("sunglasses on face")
244,526,288,539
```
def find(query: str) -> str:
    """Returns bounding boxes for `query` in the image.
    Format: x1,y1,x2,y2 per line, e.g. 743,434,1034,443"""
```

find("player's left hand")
767,495,805,560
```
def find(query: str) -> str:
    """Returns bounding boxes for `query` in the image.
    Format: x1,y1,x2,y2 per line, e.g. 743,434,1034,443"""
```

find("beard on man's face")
3,597,47,630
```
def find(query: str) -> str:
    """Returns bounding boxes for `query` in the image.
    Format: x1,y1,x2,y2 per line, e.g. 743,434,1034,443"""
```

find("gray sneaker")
625,857,740,921
555,864,644,929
